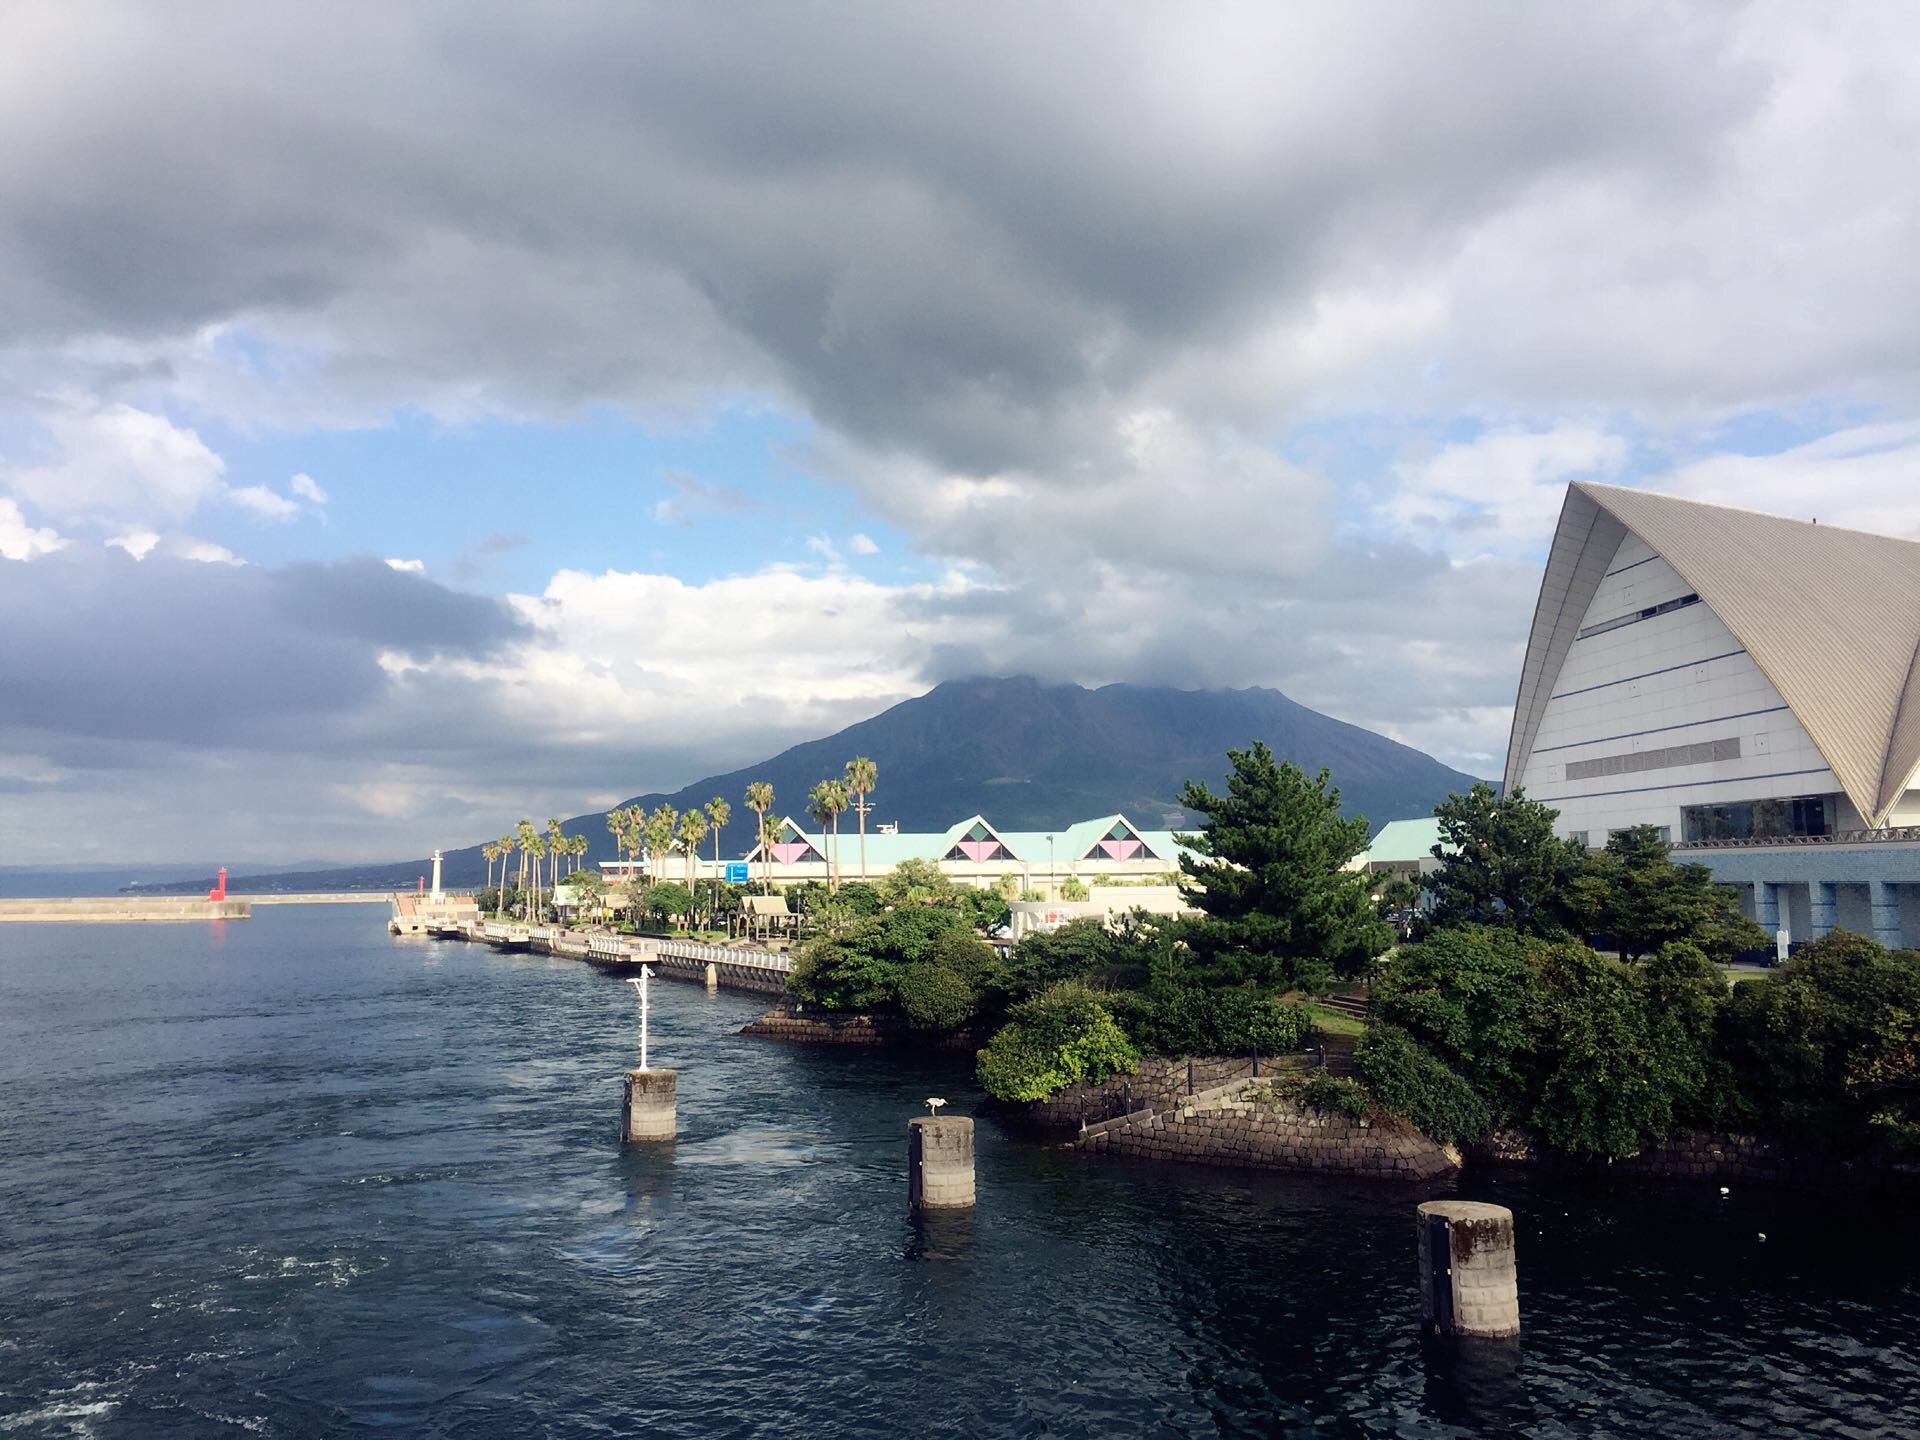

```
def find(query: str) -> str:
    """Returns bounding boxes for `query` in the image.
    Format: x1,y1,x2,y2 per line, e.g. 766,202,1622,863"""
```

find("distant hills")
148,676,1481,892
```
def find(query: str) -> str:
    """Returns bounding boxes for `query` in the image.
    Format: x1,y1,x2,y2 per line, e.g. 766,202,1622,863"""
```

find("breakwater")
0,896,251,923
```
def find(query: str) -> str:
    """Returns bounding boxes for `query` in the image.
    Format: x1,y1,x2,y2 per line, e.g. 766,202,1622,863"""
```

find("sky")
4,1,1920,867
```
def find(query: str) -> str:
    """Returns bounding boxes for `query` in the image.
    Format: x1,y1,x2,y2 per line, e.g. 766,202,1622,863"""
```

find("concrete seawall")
0,897,252,923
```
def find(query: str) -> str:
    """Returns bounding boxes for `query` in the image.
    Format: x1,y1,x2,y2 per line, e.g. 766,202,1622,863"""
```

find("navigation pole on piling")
621,965,676,1143
627,967,654,1071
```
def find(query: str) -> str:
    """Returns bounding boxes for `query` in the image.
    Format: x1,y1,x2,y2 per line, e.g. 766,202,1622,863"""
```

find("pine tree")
1175,741,1390,989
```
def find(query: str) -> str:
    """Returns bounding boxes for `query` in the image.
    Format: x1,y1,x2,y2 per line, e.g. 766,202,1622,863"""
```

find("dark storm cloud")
0,2,1759,473
0,549,523,746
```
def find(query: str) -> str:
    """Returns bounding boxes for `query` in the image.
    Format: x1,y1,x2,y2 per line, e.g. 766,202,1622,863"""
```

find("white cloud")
227,483,301,520
1652,422,1920,540
848,532,879,556
166,536,245,566
107,528,160,559
0,498,66,561
805,534,841,564
1382,425,1630,556
4,401,226,527
289,472,328,505
384,557,426,573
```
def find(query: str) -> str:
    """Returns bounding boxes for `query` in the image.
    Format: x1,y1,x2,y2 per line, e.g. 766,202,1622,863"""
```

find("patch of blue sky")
196,406,915,591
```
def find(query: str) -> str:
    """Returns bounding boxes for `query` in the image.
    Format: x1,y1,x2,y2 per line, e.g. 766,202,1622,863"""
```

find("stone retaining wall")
1470,1126,1920,1197
740,1002,983,1052
1013,1056,1287,1133
1077,1079,1459,1182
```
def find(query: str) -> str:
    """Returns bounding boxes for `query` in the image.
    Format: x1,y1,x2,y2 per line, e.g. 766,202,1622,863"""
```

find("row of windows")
1680,794,1833,844
1575,592,1702,641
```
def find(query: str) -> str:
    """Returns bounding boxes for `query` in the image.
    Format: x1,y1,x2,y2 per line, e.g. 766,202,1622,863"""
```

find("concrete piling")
622,1068,678,1143
908,1115,975,1211
704,961,718,991
1417,1200,1520,1338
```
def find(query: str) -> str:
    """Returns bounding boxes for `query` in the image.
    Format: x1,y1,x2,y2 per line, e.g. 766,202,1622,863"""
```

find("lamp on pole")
1046,834,1055,902
627,966,656,1071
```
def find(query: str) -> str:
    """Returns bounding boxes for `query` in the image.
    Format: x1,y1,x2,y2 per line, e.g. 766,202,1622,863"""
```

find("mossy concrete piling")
909,1115,975,1210
1417,1200,1520,1339
622,1068,678,1143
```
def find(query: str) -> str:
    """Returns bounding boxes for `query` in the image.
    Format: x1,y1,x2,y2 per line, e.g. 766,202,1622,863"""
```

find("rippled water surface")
3,906,1918,1437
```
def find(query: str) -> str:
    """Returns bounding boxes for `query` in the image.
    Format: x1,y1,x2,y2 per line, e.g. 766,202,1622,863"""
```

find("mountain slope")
185,677,1480,890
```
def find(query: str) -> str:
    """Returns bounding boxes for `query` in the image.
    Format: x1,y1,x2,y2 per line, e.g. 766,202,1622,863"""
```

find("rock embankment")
1075,1076,1460,1181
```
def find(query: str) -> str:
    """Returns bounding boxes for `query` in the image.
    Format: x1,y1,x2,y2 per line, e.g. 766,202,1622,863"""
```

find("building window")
1567,831,1590,850
1607,826,1671,846
1680,794,1832,843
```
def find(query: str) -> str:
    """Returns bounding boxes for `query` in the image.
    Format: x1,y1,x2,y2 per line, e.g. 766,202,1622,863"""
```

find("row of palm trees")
479,756,881,925
605,797,735,894
480,818,593,920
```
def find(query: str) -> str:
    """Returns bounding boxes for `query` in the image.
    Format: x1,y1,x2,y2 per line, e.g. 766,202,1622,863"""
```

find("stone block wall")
1077,1079,1459,1182
740,1002,982,1052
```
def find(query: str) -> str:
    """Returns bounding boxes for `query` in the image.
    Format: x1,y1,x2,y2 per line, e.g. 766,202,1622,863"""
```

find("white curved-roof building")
1506,482,1920,949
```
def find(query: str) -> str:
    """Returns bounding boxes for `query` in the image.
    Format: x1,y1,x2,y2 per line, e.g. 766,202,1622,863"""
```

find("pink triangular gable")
771,842,813,864
958,840,997,862
1098,839,1141,860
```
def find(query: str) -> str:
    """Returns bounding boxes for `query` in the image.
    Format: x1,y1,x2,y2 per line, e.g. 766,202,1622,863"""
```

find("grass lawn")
1302,1004,1367,1037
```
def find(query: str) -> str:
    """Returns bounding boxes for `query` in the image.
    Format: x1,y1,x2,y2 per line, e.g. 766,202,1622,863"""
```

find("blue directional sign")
725,861,750,885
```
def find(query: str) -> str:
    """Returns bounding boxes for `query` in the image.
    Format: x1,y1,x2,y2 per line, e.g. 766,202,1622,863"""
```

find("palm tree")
526,834,546,921
515,819,537,915
808,781,835,890
495,833,515,918
547,818,564,895
759,814,781,896
824,778,849,892
704,797,730,922
645,805,678,885
678,809,707,899
845,757,877,880
745,782,774,893
482,842,499,902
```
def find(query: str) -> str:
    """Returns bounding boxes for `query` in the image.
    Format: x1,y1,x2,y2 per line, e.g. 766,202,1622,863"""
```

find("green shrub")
1299,1073,1369,1120
1355,1025,1492,1145
1719,929,1920,1148
1060,876,1090,901
976,982,1140,1102
897,961,975,1029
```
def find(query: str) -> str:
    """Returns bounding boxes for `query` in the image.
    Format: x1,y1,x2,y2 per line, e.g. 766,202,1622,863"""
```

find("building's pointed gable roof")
1507,482,1920,826
936,814,1022,862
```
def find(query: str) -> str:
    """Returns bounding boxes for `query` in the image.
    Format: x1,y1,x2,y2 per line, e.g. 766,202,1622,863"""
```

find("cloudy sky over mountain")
4,1,1920,864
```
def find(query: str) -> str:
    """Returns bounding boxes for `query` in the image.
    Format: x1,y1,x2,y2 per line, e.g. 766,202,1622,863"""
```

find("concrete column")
908,1115,975,1211
1753,880,1780,934
622,1068,677,1143
1418,1200,1520,1339
704,961,718,991
1810,880,1838,940
1871,880,1903,951
429,850,444,903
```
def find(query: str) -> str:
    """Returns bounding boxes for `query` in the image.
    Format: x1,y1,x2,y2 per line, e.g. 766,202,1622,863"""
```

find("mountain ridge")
148,676,1480,891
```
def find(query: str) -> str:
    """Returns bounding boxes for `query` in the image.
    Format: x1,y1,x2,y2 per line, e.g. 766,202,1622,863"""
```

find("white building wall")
1518,537,1841,842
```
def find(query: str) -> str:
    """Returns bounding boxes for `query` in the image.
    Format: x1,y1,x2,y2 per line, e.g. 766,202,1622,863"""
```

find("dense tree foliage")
1176,741,1391,989
1419,783,1588,936
1574,826,1770,961
1718,931,1920,1149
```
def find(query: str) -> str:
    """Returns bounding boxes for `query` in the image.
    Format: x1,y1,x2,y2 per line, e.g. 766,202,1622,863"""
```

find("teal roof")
735,812,1194,867
1361,818,1448,865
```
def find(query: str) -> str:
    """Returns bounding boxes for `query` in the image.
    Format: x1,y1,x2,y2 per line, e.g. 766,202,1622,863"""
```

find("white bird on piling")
926,1097,947,1116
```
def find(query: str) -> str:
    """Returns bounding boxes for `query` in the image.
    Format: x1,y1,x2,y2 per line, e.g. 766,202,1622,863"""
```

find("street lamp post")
1046,834,1055,902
